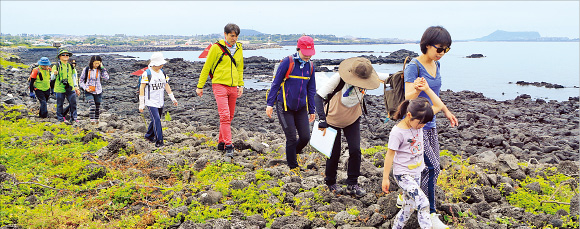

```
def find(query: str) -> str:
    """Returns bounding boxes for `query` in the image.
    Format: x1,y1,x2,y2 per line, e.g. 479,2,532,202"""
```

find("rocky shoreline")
1,50,579,228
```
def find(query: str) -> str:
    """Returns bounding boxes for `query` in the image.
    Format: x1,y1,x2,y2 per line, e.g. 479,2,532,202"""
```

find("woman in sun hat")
265,35,317,173
138,52,178,148
314,57,380,198
28,57,52,118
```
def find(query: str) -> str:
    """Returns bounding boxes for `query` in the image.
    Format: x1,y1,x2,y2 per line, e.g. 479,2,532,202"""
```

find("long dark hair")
392,97,434,124
88,55,103,70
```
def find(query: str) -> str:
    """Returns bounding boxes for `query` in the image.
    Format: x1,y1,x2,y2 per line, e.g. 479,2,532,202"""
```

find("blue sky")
1,1,578,40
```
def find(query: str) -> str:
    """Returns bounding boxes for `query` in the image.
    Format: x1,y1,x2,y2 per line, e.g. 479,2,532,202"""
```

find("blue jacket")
266,54,316,113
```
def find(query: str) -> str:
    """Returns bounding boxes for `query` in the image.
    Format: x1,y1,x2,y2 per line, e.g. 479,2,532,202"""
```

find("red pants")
212,84,238,145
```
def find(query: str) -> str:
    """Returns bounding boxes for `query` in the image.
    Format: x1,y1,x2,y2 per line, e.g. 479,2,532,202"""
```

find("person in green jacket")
51,49,80,123
28,57,52,118
196,23,244,161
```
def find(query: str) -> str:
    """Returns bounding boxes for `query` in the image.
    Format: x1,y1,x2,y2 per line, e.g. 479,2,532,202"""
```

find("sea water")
83,42,579,101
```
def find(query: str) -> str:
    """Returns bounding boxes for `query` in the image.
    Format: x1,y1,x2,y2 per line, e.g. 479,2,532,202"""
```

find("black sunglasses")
431,45,450,53
60,54,70,57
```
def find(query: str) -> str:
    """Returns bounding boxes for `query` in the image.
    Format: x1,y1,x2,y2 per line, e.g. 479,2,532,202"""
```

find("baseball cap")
297,36,315,56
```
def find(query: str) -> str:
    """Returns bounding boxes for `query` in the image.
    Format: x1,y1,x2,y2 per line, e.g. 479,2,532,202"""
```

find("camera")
61,78,70,86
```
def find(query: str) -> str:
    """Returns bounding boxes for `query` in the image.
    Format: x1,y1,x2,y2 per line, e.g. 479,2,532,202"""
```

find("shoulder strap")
324,78,346,117
84,67,90,84
285,56,294,79
145,69,152,100
215,42,237,67
36,68,43,81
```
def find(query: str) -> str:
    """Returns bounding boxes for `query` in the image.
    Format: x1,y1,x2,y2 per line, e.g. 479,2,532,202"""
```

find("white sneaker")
396,193,404,208
431,213,450,229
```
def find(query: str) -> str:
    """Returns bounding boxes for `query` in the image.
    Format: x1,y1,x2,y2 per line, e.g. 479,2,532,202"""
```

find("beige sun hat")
149,52,167,66
338,57,380,89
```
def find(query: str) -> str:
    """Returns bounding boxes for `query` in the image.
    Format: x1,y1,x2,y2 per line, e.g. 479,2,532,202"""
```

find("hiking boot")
327,184,343,195
431,213,450,229
345,184,366,198
217,142,225,151
289,167,302,177
155,141,164,148
396,193,404,208
225,144,234,158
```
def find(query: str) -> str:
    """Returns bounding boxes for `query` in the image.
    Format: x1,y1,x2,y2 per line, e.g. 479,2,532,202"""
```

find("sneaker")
90,119,97,125
431,213,450,229
217,142,225,151
62,117,67,122
396,193,404,208
327,184,343,195
345,184,366,198
225,144,234,158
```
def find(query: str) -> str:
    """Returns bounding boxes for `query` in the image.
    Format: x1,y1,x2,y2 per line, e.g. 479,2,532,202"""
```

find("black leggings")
276,102,311,169
324,117,361,186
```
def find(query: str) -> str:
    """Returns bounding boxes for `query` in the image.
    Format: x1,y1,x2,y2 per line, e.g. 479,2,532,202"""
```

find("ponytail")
392,97,434,124
392,100,411,120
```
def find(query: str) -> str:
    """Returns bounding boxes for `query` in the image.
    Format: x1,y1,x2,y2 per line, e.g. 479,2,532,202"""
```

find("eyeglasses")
60,54,70,57
431,45,450,53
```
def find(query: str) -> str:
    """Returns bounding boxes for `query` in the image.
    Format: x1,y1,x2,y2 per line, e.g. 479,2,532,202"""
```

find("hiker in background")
196,23,244,161
139,52,178,148
381,78,446,229
403,25,458,229
314,57,380,198
63,58,80,119
28,57,52,118
51,49,80,123
79,55,109,125
265,36,317,173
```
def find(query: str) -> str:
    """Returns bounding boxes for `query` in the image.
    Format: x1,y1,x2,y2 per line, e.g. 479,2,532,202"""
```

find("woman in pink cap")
266,36,317,173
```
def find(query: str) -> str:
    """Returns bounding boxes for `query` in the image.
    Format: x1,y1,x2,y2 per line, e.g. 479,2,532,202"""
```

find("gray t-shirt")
388,125,425,176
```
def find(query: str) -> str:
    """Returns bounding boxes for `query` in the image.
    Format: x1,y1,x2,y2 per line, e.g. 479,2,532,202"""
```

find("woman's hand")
309,114,315,123
444,110,458,127
196,88,203,97
266,106,273,118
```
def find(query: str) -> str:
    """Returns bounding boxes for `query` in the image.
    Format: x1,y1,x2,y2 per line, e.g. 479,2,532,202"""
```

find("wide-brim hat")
149,52,167,66
338,57,380,89
57,49,72,58
38,57,51,66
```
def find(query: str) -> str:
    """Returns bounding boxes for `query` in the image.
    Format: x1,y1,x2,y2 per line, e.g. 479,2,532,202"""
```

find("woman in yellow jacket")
196,23,244,161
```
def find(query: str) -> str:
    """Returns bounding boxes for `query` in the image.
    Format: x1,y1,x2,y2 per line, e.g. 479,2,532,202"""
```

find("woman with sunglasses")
401,26,458,229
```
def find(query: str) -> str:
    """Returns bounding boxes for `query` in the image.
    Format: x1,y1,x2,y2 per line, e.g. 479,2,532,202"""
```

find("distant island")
471,30,577,42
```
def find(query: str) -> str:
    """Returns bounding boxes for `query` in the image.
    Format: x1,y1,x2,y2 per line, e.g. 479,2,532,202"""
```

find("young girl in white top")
382,77,446,229
139,52,178,148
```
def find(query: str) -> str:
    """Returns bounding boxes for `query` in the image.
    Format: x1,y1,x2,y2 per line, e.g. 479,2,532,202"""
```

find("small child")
382,77,446,229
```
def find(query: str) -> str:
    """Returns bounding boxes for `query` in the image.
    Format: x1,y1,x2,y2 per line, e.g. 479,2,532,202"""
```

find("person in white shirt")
138,52,178,148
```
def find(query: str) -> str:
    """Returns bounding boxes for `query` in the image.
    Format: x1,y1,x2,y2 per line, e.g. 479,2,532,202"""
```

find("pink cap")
297,36,315,56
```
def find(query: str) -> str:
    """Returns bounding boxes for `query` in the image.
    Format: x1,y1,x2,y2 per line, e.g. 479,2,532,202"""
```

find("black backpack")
384,57,419,119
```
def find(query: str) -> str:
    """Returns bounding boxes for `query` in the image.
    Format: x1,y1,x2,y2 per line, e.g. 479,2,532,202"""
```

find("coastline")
1,51,578,228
